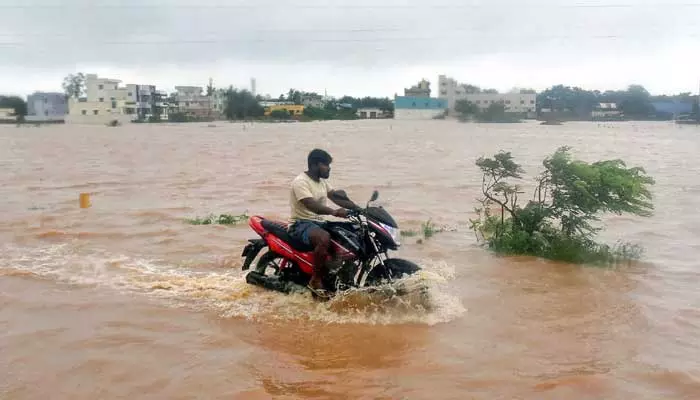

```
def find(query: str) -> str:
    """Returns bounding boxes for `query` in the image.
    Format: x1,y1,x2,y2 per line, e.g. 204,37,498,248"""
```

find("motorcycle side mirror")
370,190,379,202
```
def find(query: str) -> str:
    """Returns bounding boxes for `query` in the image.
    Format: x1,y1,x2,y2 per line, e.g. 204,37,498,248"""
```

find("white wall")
394,108,445,120
438,74,537,114
463,93,536,114
65,113,134,125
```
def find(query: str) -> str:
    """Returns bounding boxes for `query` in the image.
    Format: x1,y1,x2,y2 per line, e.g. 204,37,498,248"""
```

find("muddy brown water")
1,120,699,399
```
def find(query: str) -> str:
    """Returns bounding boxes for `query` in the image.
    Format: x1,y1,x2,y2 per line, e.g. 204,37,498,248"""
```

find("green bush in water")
185,213,249,225
469,146,654,265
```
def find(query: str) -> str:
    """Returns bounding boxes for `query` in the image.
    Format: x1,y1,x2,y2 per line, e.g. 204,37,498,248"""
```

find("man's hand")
332,208,349,218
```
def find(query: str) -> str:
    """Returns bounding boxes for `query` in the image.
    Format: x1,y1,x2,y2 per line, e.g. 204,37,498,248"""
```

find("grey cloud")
1,0,699,86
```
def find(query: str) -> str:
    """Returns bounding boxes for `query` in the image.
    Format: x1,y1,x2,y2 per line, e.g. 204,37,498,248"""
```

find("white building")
26,92,68,122
591,103,622,120
438,75,537,117
67,74,159,124
356,107,384,119
173,86,212,119
0,108,16,122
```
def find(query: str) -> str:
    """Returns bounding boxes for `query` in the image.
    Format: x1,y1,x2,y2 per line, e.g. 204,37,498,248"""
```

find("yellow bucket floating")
79,193,91,209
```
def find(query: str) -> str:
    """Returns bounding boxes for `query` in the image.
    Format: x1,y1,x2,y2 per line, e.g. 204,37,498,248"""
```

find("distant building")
259,100,294,107
591,103,623,120
461,93,536,115
0,108,16,122
26,92,68,122
393,96,447,119
301,93,325,108
173,86,212,119
65,74,164,124
438,74,537,117
67,74,133,124
404,79,431,97
651,101,693,120
356,107,385,119
264,104,304,116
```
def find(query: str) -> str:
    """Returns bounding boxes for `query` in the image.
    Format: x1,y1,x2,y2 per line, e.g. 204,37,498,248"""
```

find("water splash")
0,244,465,325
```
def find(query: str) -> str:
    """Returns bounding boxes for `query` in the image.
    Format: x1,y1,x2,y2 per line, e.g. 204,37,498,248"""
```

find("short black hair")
307,148,332,169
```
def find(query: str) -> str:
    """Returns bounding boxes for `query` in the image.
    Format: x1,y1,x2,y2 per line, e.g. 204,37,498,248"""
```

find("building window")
44,110,49,116
520,100,525,104
99,98,104,102
440,90,447,96
128,92,133,97
93,110,99,115
111,101,117,109
81,110,87,115
98,84,104,90
505,100,511,104
530,100,535,104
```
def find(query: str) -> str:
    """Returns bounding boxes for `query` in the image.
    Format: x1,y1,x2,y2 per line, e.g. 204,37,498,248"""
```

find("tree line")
536,84,699,120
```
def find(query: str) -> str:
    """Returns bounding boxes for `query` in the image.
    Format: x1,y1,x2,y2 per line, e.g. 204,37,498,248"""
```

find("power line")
2,23,699,37
1,2,700,8
0,33,698,47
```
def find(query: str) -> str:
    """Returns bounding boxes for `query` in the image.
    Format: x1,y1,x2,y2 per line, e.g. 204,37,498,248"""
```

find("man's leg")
306,225,330,290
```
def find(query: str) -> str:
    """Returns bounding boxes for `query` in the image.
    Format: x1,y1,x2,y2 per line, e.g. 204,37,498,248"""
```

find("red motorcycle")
241,190,421,295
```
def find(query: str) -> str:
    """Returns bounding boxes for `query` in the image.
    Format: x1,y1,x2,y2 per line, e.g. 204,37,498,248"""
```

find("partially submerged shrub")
470,147,654,265
185,213,249,225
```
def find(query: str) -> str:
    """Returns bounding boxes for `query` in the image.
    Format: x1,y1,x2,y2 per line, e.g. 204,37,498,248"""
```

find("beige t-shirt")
290,172,334,222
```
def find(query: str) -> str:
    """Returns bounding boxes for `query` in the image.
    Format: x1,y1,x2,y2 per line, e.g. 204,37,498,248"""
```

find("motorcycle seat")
260,219,315,252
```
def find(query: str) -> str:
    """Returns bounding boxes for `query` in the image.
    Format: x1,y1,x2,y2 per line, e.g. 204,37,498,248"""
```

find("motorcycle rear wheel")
255,251,284,276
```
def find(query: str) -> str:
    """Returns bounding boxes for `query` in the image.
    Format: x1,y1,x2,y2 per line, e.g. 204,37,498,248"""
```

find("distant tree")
338,95,394,111
206,78,215,97
464,84,481,94
479,102,508,121
455,99,479,116
483,88,499,94
62,73,85,99
223,87,264,120
286,88,302,104
619,85,654,119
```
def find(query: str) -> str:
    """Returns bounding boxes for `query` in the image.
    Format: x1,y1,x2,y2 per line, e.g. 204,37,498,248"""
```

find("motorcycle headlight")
378,222,401,246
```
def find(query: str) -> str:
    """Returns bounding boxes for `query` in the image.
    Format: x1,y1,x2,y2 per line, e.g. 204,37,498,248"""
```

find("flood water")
1,120,699,399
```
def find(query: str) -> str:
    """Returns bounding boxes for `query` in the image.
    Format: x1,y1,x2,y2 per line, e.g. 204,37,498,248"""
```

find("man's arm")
299,197,344,216
328,189,360,210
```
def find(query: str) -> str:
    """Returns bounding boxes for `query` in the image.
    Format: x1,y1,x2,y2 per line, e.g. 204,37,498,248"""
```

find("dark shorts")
288,219,326,246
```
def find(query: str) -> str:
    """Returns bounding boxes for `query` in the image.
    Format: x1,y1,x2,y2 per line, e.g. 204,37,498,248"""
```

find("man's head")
307,148,332,179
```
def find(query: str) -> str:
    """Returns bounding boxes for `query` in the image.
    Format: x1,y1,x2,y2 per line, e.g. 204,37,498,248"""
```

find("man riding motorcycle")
287,149,358,298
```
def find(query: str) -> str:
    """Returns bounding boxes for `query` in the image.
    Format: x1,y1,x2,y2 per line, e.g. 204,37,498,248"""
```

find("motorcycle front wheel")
365,258,421,285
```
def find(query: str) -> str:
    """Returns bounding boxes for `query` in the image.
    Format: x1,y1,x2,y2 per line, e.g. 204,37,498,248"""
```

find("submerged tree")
470,147,655,264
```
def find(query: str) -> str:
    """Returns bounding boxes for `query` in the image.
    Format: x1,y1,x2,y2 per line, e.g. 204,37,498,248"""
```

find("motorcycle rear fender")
241,239,267,270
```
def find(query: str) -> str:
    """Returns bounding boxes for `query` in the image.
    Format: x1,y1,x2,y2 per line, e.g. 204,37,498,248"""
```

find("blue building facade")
393,96,447,119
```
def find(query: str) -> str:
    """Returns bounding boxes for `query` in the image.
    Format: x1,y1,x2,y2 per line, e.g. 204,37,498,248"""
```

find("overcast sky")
1,0,699,98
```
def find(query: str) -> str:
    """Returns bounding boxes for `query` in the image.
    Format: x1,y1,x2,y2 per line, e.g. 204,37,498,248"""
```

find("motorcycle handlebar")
346,208,364,218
